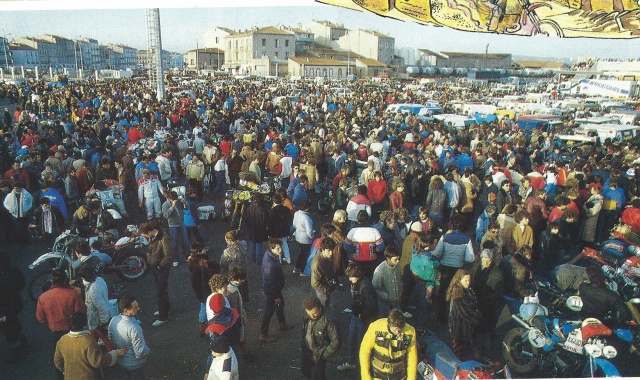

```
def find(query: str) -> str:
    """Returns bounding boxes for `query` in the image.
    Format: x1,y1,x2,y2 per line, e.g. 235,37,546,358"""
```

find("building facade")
418,50,512,69
203,27,236,51
184,48,224,70
223,26,295,75
15,35,75,69
76,37,101,71
336,29,394,65
7,44,39,69
288,57,347,79
0,37,11,68
103,44,137,70
305,20,348,49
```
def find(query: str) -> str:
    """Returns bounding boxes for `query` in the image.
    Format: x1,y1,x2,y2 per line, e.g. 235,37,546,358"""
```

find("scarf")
43,208,53,233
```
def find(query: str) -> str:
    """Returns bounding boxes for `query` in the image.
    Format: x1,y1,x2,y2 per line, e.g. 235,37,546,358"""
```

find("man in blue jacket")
597,180,626,244
260,238,292,343
40,180,68,221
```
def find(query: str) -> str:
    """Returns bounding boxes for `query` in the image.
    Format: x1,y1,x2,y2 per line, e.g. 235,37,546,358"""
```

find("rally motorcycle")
502,297,630,377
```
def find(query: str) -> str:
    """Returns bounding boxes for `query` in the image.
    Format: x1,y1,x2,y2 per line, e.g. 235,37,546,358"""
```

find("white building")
15,35,75,69
335,29,394,65
305,20,348,49
278,25,314,53
184,48,224,70
224,26,295,76
203,27,236,51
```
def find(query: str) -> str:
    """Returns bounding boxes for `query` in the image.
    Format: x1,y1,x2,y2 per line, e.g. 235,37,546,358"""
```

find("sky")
0,1,638,60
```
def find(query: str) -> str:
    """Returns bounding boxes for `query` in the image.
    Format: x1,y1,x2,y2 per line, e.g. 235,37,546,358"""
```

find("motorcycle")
27,230,149,302
418,329,511,379
502,297,627,377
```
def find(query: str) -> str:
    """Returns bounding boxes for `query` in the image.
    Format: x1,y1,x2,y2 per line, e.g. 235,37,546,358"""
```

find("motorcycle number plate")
528,328,546,348
563,329,583,354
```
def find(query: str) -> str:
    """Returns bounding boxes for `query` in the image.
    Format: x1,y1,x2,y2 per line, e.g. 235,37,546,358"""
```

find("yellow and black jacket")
360,318,417,380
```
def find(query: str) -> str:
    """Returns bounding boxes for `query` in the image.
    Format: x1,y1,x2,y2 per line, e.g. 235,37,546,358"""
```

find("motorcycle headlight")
584,343,602,358
602,345,617,359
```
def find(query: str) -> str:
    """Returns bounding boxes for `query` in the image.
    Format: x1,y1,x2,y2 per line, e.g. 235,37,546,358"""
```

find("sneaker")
154,311,160,317
292,268,301,274
173,261,179,267
403,312,413,319
152,319,168,327
299,272,307,277
283,258,291,264
337,363,356,371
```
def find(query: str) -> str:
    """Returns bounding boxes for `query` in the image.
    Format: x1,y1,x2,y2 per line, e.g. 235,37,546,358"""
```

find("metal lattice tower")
145,8,165,101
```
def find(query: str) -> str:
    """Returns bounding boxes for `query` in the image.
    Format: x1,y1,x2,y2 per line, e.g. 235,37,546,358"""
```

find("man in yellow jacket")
360,309,418,380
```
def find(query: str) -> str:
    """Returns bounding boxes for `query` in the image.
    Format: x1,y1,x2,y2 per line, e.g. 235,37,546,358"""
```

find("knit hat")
209,293,226,314
410,221,423,233
480,249,493,259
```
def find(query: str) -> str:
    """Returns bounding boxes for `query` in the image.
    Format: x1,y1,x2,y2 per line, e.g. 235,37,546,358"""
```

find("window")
275,52,279,58
285,40,289,48
329,69,333,77
338,68,342,76
215,37,219,44
262,51,266,58
275,39,279,48
285,52,289,59
262,39,266,46
323,68,327,77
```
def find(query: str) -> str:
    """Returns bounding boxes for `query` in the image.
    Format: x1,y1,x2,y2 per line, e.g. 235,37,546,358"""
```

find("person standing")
162,191,190,267
260,238,292,343
292,199,314,275
185,154,205,198
301,296,340,380
139,222,173,327
446,269,481,360
310,238,338,308
0,250,27,358
267,193,293,264
359,309,417,380
3,182,33,244
226,267,253,361
470,249,503,360
344,210,385,280
36,269,86,378
138,169,164,221
337,262,379,372
108,296,151,380
372,246,402,317
242,194,268,264
54,312,125,380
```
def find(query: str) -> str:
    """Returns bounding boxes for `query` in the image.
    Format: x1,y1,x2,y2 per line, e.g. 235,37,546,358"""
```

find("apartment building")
336,29,394,65
224,26,295,76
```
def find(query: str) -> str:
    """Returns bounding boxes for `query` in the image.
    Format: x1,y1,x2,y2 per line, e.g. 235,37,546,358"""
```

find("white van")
433,114,478,131
577,123,640,142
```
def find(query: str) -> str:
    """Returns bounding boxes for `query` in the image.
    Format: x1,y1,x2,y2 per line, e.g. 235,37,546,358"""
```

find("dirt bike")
27,230,149,302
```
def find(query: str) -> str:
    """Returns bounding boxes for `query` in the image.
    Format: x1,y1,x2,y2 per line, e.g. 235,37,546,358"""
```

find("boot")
198,322,207,337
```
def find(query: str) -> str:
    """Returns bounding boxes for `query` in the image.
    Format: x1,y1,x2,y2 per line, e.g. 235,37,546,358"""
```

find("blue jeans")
212,171,227,196
121,365,146,380
377,299,400,318
169,225,190,262
198,302,206,323
347,315,365,363
409,283,430,330
248,240,263,263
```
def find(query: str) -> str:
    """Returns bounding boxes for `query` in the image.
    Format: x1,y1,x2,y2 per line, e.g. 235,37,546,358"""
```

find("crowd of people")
0,74,639,379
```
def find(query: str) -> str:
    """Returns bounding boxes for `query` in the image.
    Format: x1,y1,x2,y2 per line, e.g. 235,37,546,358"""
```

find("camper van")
609,110,640,125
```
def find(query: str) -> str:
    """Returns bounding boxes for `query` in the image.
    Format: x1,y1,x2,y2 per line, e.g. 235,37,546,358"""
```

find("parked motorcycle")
27,230,149,302
418,329,511,379
502,297,626,377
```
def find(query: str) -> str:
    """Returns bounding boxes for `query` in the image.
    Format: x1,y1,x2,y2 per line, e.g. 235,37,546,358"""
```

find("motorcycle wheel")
502,327,539,375
116,254,149,282
28,271,53,302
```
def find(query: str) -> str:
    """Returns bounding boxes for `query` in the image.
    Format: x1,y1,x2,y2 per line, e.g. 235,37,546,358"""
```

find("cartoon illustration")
318,0,640,37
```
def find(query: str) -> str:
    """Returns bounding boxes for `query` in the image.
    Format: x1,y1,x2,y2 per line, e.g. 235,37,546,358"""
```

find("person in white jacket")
156,150,173,185
292,199,314,275
138,169,164,221
3,182,33,244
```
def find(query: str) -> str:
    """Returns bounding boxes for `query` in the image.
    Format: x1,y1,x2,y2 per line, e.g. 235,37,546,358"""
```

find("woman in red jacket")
367,171,387,216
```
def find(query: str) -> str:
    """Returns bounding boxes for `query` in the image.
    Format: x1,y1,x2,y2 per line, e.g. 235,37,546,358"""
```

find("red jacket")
367,179,387,205
388,190,404,212
4,168,31,191
36,285,86,331
622,207,640,234
128,127,145,145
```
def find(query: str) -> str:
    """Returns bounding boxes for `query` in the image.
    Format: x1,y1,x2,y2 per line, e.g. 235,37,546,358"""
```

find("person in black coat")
32,197,65,245
579,265,631,324
446,269,481,360
267,193,293,264
538,221,562,276
470,249,503,360
242,194,269,263
0,250,27,357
